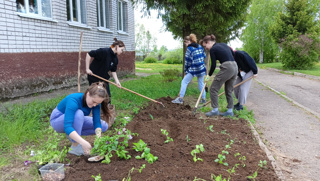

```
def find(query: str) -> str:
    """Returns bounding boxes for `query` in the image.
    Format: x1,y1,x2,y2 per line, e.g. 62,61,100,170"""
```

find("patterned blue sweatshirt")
185,43,207,76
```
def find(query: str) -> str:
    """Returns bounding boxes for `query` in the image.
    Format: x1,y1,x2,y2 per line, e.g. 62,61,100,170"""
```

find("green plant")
133,107,140,114
91,173,102,181
186,135,191,142
191,144,205,162
91,127,136,164
207,125,214,132
144,56,158,63
122,167,135,181
139,164,146,173
27,127,69,165
135,147,158,164
159,69,180,82
211,174,229,181
161,129,173,143
234,153,246,167
247,160,268,180
214,140,234,166
149,113,154,120
132,139,148,152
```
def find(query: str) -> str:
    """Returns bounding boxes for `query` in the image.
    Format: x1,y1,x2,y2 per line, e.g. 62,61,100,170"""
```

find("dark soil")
63,97,279,181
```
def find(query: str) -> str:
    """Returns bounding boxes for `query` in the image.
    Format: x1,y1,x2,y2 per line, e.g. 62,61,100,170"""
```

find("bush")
143,56,158,63
159,69,180,82
280,33,320,69
163,58,173,64
163,48,183,64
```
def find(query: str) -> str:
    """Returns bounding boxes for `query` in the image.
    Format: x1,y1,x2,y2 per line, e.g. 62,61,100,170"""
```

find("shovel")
194,75,254,113
91,73,165,107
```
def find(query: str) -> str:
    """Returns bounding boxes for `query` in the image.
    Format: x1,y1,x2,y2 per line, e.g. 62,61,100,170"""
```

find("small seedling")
161,129,173,143
191,144,205,162
186,135,191,142
247,160,268,180
139,164,146,173
207,125,214,132
91,173,102,181
149,113,153,120
133,139,147,152
135,147,158,164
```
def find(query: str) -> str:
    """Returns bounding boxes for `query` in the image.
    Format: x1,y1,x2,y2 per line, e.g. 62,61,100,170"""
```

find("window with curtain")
67,0,87,24
117,1,127,32
16,0,52,18
97,0,110,29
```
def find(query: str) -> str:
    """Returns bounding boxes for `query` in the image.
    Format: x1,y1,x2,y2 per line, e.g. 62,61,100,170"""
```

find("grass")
258,62,320,77
135,61,183,74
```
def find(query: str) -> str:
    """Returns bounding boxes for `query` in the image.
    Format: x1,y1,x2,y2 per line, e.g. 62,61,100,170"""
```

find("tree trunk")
182,15,191,77
259,49,263,63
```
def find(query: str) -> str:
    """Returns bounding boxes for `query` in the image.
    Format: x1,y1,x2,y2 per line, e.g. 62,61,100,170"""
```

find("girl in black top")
85,38,125,102
202,34,238,117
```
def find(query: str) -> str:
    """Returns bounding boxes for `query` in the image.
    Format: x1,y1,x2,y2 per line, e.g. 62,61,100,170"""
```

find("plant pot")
39,163,65,181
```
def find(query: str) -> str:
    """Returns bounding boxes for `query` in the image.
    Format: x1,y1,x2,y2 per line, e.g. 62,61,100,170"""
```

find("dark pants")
210,61,238,109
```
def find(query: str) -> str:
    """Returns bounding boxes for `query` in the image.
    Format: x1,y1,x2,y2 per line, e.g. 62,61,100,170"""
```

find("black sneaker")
234,102,240,109
235,105,243,111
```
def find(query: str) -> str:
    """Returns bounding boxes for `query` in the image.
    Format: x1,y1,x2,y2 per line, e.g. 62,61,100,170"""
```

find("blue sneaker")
205,110,220,117
68,144,84,156
220,111,234,117
172,97,183,104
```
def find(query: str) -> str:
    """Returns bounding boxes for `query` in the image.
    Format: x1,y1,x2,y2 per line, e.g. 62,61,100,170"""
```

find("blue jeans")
179,73,205,99
50,108,108,142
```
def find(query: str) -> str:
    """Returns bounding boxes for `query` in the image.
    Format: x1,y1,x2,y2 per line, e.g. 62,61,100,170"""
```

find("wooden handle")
91,73,162,105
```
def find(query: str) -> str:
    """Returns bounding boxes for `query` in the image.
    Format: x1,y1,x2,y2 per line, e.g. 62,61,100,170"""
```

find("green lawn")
135,61,182,74
258,62,320,77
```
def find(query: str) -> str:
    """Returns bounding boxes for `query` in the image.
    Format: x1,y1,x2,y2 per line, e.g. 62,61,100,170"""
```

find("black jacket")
87,47,118,83
234,51,258,76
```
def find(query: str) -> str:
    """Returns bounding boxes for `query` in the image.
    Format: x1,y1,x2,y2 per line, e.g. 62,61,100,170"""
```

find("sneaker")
172,97,183,104
235,105,243,111
205,110,220,117
234,102,240,109
68,144,84,156
200,99,206,104
220,111,234,117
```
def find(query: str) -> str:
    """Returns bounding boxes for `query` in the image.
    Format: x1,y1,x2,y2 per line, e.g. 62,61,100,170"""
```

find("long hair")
83,82,111,121
202,34,216,43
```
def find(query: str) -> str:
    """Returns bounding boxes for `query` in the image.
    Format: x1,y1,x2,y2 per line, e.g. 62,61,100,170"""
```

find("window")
117,1,127,32
16,0,52,18
67,0,87,24
97,0,111,29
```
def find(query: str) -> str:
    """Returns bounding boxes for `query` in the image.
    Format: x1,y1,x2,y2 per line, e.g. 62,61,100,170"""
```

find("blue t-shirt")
57,93,101,135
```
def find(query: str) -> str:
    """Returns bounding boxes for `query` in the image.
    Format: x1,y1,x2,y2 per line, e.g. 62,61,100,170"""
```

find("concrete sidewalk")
246,69,320,181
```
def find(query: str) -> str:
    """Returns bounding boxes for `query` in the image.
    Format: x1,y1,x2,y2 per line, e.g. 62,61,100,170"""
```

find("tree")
135,23,158,59
240,0,284,63
131,0,250,74
158,45,168,60
269,0,320,69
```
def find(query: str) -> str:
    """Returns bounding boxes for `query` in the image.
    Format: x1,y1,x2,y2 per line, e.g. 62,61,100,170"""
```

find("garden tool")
91,73,165,107
192,75,210,115
88,155,105,162
194,75,254,113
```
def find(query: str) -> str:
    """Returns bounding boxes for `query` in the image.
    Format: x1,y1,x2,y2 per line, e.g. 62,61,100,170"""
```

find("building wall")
0,0,135,100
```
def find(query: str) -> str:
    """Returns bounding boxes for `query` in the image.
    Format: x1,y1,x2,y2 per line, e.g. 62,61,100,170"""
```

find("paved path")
246,68,320,181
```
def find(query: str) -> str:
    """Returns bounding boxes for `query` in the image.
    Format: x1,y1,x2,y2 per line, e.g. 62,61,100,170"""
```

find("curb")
248,121,286,181
255,79,320,120
266,68,320,81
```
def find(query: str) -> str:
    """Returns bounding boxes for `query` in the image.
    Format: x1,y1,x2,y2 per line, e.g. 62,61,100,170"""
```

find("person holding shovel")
171,34,207,104
233,50,258,110
201,34,238,117
85,38,125,103
50,82,114,156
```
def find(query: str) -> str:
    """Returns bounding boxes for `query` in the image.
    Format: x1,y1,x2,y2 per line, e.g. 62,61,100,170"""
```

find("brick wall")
0,0,136,100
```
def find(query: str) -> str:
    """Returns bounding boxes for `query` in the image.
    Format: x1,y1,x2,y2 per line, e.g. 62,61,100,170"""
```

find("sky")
134,5,243,50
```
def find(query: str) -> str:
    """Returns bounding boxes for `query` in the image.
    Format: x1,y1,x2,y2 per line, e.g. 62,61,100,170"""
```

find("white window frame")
67,0,91,29
16,0,56,22
97,0,112,32
117,0,128,34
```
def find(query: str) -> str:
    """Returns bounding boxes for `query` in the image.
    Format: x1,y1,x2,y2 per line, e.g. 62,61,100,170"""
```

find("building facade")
0,0,135,100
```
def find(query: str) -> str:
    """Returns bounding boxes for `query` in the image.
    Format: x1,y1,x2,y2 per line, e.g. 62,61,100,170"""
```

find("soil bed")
63,97,279,181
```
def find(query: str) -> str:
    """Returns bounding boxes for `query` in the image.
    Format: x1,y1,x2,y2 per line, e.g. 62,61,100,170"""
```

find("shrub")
163,58,173,64
163,48,183,64
144,56,158,63
280,33,320,69
159,69,180,82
